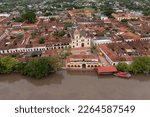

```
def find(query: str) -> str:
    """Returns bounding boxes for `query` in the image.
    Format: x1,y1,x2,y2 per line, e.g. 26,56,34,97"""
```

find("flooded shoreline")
0,70,150,100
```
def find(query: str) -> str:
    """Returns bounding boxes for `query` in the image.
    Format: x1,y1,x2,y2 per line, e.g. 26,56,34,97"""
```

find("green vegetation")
59,48,72,59
10,36,15,40
39,38,45,44
15,17,24,22
91,44,96,53
131,56,150,74
22,11,36,23
121,19,128,23
121,19,139,24
116,0,150,16
11,54,17,58
116,63,129,72
49,17,56,21
116,56,150,74
101,3,114,18
17,57,61,79
17,34,23,40
143,8,150,16
0,57,18,74
0,56,61,79
64,22,73,30
15,11,36,23
31,33,38,39
54,30,66,37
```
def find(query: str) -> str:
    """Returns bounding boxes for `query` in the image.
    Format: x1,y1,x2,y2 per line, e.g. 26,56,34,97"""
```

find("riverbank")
0,70,150,100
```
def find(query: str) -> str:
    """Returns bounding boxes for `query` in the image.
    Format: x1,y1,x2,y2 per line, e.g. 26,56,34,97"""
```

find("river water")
0,70,150,100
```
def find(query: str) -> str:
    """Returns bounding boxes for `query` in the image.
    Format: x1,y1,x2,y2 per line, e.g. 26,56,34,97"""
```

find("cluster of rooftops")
0,9,149,64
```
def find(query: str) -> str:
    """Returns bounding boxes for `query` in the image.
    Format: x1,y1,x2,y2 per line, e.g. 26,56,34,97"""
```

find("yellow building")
66,54,101,69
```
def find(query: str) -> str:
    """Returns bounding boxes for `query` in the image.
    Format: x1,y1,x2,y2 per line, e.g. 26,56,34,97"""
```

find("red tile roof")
67,54,98,63
97,66,118,73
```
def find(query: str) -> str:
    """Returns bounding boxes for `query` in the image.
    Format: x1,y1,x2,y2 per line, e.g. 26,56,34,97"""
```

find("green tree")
31,33,37,39
19,57,61,79
54,30,66,37
50,17,56,21
143,9,150,16
39,38,45,44
101,3,114,18
15,17,24,22
130,56,150,74
116,63,129,72
22,11,36,23
0,57,18,74
64,22,73,30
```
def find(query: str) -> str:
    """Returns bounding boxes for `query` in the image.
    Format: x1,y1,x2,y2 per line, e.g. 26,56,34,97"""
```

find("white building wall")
70,36,91,48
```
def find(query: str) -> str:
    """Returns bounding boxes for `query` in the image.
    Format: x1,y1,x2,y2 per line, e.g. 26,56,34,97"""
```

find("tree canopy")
22,11,36,23
0,56,18,74
64,22,73,30
116,56,150,74
54,30,66,37
39,38,45,44
131,56,150,74
18,57,61,79
15,11,36,23
101,3,114,18
116,63,129,72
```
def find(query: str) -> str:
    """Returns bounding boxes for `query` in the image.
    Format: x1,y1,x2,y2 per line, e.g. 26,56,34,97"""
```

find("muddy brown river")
0,70,150,100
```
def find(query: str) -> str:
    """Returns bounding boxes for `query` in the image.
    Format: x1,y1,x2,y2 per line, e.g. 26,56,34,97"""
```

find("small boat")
114,72,131,78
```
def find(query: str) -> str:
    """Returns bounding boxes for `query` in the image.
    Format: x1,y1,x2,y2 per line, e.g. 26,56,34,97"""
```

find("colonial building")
69,28,91,48
92,37,112,45
97,40,150,65
66,54,101,70
112,13,139,22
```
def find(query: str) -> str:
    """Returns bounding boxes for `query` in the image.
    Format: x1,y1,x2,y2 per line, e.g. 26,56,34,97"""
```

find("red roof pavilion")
97,66,118,74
